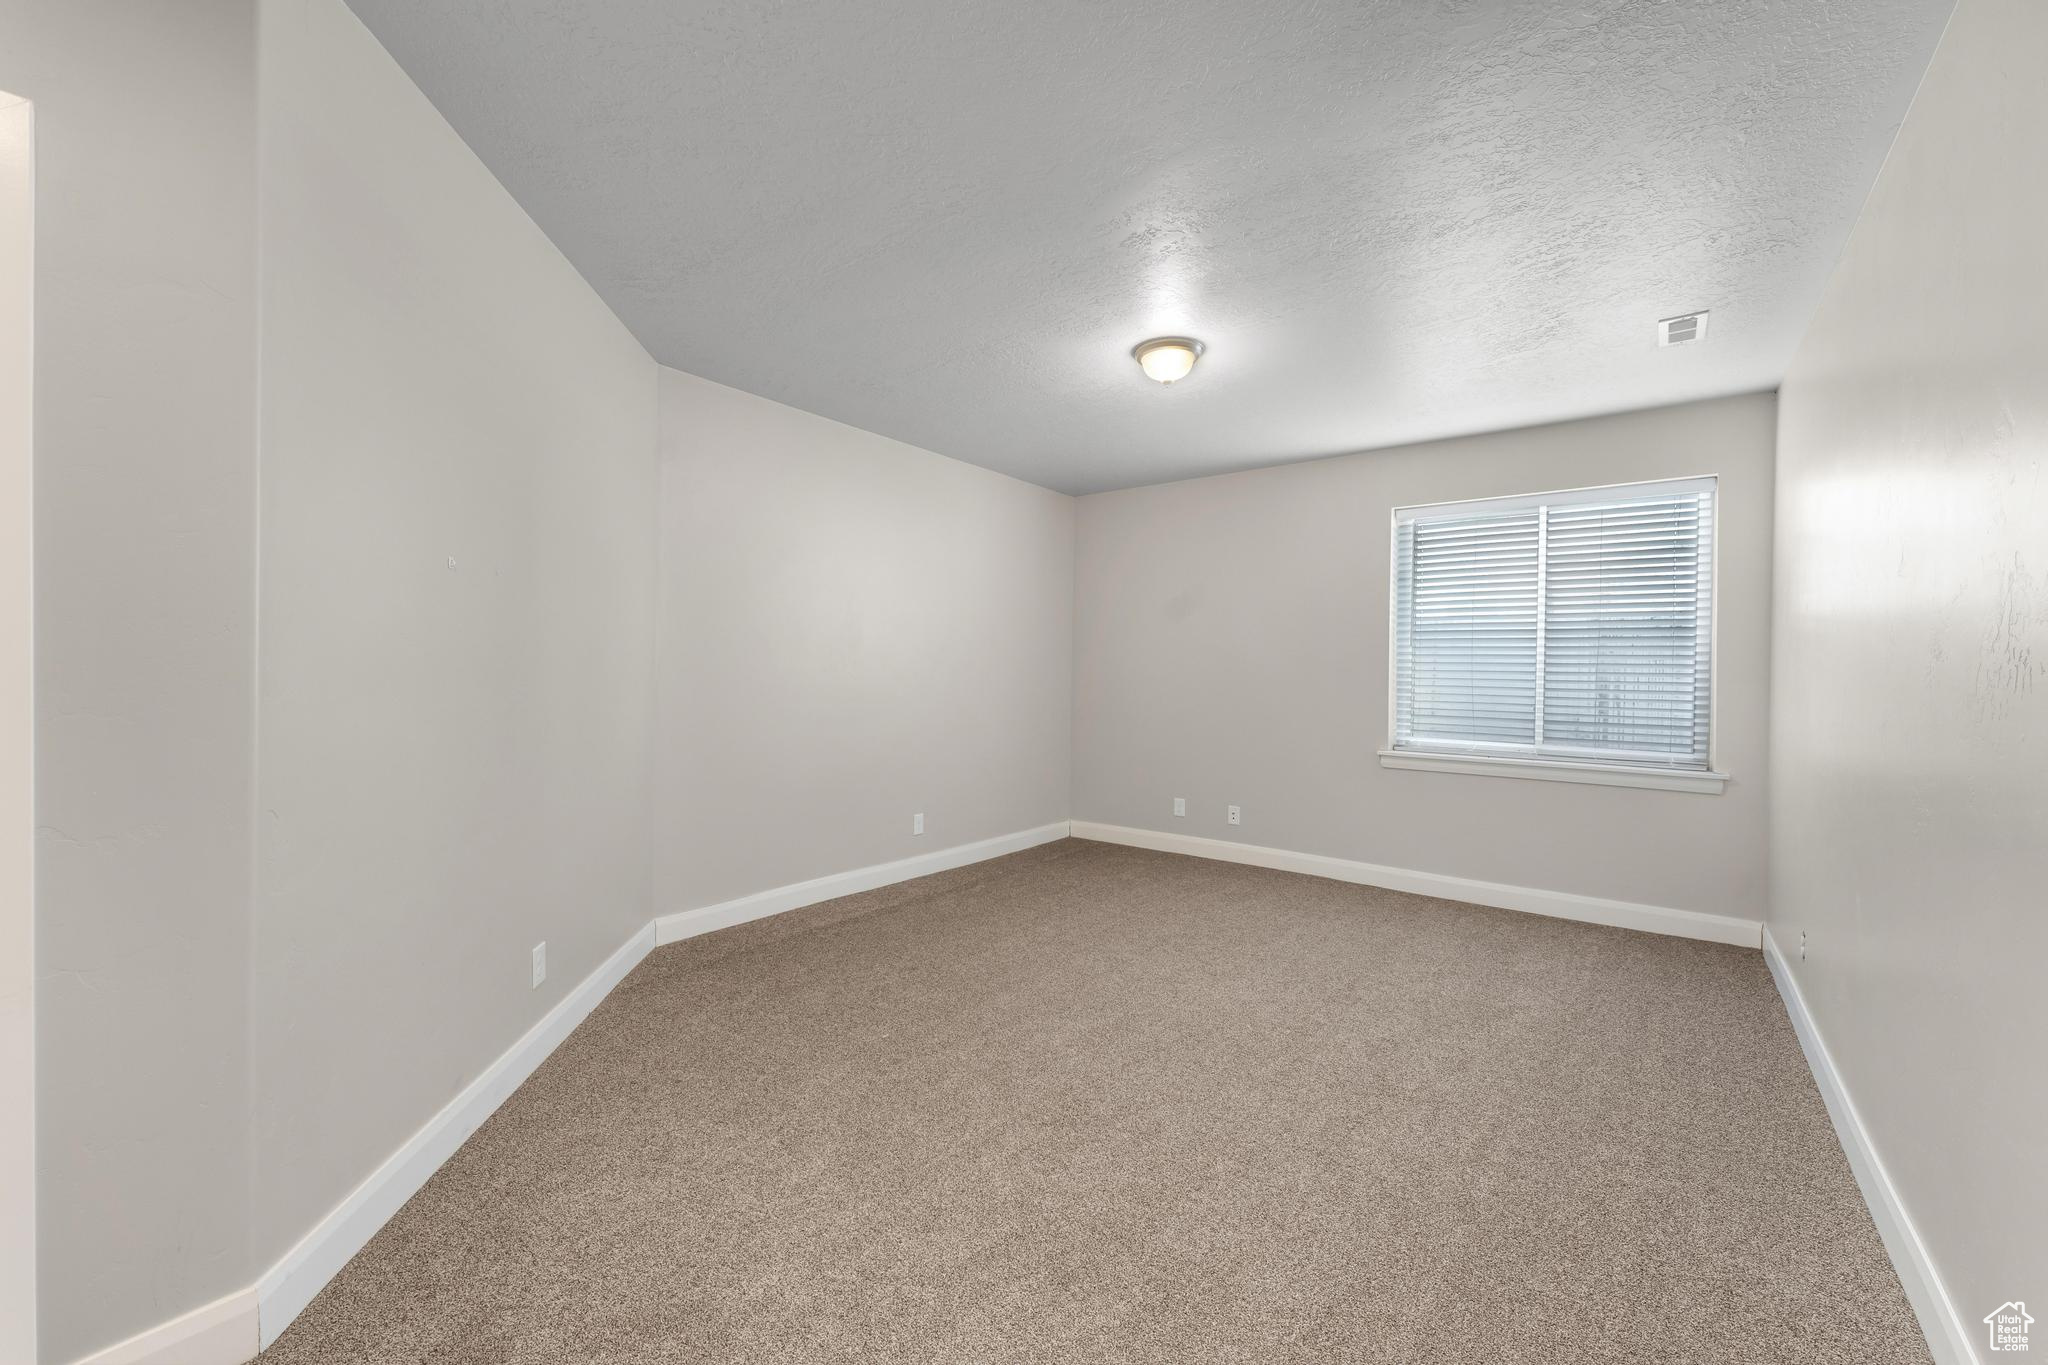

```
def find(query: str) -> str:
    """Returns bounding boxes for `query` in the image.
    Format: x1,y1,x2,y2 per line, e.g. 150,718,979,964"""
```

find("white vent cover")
1658,311,1710,346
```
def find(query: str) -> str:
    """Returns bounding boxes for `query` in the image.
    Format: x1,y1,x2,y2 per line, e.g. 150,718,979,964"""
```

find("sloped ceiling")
345,0,1953,493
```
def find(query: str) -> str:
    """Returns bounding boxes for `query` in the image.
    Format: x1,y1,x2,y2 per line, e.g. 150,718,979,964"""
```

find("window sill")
1377,749,1728,794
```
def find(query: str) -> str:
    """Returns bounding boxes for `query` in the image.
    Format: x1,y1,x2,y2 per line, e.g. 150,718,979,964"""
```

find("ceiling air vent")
1658,311,1710,346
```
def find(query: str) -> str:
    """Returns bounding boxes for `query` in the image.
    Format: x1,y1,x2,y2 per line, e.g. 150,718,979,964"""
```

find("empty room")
2,0,2042,1362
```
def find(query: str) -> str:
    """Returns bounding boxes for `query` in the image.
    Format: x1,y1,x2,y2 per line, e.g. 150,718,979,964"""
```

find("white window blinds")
1391,477,1715,770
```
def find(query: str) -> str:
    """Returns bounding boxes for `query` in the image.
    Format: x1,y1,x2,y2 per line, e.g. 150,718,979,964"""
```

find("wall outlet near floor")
1173,797,1186,817
1799,930,1808,961
531,942,546,988
1227,804,1241,826
913,812,924,836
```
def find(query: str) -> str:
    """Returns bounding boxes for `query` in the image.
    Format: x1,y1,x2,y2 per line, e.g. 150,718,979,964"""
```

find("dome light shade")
1133,336,1204,384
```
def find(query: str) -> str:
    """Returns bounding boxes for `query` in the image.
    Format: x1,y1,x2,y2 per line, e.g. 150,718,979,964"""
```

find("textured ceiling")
344,0,1952,494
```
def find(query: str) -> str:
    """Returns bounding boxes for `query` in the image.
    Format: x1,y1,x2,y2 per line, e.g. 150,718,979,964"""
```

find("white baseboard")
1069,821,1762,947
1763,927,1975,1365
253,920,657,1349
75,820,1773,1364
90,825,1074,1362
69,1286,257,1365
655,821,1071,945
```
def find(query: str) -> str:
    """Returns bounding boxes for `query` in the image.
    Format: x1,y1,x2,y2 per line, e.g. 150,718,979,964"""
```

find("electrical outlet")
1227,805,1241,826
1799,930,1807,961
1173,797,1186,817
913,812,924,836
531,942,546,988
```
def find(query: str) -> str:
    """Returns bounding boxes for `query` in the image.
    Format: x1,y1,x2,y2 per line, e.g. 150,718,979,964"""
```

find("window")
1383,476,1723,793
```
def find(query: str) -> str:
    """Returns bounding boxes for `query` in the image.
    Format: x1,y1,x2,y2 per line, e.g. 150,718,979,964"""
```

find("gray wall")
250,0,659,1273
0,5,262,1360
1073,394,1775,920
654,369,1073,914
1770,0,2045,1336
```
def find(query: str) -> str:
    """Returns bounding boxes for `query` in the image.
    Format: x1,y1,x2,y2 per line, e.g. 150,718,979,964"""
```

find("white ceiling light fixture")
1133,336,1205,385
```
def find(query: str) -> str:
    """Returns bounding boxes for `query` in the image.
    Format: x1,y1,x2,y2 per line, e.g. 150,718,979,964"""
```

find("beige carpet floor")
261,837,1930,1364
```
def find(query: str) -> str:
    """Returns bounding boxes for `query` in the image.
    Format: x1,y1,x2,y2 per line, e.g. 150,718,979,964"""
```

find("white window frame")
1379,475,1728,795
